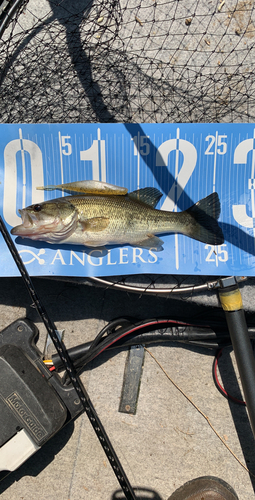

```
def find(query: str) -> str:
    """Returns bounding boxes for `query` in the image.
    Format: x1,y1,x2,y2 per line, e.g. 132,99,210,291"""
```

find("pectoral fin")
37,180,128,195
80,217,110,232
135,234,164,251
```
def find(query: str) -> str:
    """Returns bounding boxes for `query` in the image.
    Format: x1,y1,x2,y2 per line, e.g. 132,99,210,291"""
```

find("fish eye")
33,204,42,212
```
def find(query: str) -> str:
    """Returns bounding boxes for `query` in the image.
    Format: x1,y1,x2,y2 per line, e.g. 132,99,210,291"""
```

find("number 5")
217,135,227,155
61,135,72,156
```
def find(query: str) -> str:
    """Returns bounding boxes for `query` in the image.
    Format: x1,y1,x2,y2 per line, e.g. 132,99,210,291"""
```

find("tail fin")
185,192,224,245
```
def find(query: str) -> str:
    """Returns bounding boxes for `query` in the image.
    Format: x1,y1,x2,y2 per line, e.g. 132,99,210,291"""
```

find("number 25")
205,135,227,155
205,244,228,263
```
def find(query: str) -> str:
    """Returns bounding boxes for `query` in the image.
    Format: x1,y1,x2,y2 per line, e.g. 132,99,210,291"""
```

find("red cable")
213,349,246,406
93,319,190,360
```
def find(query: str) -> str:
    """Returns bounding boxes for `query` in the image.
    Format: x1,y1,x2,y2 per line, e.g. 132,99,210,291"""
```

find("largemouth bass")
11,181,224,249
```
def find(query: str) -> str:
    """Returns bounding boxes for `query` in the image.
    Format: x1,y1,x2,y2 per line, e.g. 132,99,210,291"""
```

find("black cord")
84,317,133,359
56,318,233,382
61,317,134,384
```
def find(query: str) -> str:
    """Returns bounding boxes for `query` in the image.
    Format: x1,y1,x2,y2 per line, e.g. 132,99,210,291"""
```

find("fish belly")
63,221,152,247
63,196,178,247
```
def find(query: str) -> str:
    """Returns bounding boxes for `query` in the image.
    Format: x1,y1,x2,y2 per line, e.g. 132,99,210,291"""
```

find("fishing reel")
0,318,83,475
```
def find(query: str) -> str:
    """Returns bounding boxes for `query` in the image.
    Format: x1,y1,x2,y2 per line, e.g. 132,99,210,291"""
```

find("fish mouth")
11,209,42,236
19,209,34,228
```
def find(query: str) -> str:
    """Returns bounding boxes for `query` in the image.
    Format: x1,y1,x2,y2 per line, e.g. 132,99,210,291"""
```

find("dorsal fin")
128,187,162,208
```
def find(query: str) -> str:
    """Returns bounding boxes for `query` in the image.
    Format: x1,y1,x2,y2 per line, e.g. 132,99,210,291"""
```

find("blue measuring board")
0,123,255,278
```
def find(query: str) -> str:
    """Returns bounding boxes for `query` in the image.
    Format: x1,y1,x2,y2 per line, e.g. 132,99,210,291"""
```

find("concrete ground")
0,276,254,500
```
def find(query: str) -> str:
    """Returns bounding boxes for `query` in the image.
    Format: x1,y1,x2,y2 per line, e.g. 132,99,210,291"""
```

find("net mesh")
0,0,255,124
